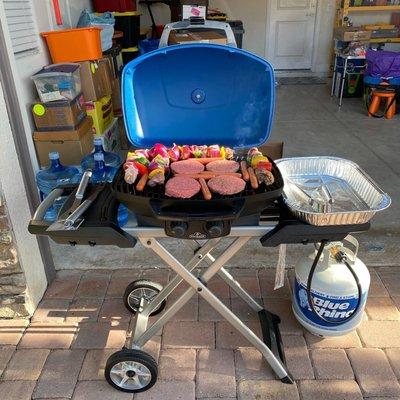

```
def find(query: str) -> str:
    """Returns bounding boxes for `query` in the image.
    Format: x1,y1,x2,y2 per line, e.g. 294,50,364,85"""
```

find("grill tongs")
47,171,103,231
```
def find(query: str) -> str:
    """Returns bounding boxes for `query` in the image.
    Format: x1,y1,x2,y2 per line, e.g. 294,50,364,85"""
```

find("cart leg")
129,238,221,342
218,268,263,312
129,237,250,348
339,57,348,107
331,55,338,97
141,238,220,316
137,237,293,383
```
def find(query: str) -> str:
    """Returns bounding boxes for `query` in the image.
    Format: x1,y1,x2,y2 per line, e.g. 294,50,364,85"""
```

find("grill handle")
149,199,245,221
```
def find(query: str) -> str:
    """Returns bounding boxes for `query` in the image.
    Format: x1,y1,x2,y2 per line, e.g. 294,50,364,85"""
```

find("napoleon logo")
189,232,207,239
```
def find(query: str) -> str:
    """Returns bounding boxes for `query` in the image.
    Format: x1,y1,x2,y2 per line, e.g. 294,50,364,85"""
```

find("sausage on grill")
171,159,204,174
207,175,246,195
206,160,240,173
165,176,201,198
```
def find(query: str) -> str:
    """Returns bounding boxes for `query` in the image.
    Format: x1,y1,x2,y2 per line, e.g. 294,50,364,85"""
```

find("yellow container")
84,95,113,135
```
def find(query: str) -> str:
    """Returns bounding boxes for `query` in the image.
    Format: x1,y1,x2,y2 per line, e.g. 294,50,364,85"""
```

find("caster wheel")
105,348,158,393
123,279,166,316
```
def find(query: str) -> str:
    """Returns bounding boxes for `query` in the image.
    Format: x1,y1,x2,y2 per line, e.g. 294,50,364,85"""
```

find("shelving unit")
335,1,400,45
347,5,400,12
337,0,400,28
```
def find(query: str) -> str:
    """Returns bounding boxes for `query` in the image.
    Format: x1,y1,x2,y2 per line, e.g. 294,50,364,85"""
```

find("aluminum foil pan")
275,157,391,226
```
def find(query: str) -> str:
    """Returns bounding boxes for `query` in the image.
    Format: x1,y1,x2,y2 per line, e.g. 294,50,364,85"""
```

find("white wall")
0,80,47,312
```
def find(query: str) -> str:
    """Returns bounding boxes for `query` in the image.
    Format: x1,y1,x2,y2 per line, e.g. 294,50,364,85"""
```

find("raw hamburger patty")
165,176,201,198
207,175,246,195
171,159,204,174
206,160,239,173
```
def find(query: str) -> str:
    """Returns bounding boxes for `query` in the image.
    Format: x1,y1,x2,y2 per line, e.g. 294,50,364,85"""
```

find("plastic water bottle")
81,137,121,171
36,152,80,221
91,153,129,227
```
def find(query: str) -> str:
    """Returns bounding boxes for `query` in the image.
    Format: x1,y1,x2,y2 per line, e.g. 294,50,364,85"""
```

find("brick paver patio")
0,266,400,399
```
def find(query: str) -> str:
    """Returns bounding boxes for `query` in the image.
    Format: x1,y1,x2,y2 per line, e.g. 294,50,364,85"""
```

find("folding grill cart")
29,44,372,394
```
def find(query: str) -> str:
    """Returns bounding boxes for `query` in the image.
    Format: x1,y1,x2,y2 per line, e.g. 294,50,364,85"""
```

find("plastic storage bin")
93,0,136,13
121,47,139,64
114,12,140,47
32,64,81,103
41,27,102,63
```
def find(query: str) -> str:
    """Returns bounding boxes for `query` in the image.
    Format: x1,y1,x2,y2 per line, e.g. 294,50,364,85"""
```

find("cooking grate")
112,157,283,201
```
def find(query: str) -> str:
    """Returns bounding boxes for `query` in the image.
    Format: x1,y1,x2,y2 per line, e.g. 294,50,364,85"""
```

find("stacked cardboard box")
32,55,123,166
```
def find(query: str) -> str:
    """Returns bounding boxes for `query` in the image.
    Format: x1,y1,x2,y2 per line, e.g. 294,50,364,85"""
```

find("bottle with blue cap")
81,137,121,171
91,152,129,227
36,152,80,221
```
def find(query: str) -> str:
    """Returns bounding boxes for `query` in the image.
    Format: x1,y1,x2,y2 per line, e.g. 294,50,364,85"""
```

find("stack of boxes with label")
32,64,94,167
32,26,126,167
80,57,121,153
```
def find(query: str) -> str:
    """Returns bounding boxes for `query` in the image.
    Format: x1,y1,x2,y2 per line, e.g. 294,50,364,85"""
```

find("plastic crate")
121,47,139,64
41,28,102,63
114,12,140,48
32,64,81,103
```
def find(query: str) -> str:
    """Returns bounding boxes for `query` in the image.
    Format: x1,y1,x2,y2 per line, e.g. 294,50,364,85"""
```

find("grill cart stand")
29,184,371,393
108,226,292,392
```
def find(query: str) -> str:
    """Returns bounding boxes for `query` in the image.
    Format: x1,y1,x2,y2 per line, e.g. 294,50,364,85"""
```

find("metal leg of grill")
129,236,292,382
129,238,220,342
200,245,287,374
129,237,247,347
141,238,220,317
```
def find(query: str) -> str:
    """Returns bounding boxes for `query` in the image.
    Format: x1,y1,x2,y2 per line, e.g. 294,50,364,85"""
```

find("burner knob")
206,221,224,237
170,221,188,237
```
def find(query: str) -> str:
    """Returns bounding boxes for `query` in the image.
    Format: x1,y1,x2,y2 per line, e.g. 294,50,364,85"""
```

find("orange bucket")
41,27,102,63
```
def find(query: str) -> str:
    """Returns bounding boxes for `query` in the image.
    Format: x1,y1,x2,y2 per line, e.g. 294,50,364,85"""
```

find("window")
4,0,39,56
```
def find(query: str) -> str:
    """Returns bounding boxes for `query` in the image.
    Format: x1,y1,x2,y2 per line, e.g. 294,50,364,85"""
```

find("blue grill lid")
122,44,275,148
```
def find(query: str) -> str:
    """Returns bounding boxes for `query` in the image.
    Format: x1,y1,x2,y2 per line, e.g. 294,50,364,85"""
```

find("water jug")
81,137,121,171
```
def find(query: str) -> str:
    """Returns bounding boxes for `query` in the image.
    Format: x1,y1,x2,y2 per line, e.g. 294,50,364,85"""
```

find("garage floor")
50,84,400,270
0,266,400,399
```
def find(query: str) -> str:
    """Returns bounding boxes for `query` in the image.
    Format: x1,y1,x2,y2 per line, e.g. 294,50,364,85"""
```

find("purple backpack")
366,50,400,79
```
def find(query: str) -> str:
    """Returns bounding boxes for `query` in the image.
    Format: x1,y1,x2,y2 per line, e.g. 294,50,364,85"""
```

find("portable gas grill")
28,44,380,394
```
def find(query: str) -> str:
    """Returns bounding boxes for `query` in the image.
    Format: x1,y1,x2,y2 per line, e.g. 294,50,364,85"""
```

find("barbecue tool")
48,171,103,231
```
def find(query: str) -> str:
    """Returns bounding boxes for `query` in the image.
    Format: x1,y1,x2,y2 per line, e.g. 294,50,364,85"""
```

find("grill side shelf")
260,207,370,247
28,184,137,249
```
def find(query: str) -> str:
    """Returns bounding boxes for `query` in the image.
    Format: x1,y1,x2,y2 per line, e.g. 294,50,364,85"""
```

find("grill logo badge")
189,232,207,239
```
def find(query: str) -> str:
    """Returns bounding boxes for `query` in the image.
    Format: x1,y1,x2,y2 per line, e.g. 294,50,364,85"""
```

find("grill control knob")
170,221,188,238
206,221,224,237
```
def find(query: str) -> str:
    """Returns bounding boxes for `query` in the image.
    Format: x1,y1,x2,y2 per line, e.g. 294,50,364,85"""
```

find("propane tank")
292,236,370,337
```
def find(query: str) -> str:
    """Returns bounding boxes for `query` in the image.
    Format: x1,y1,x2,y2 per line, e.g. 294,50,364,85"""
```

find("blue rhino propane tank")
292,236,370,337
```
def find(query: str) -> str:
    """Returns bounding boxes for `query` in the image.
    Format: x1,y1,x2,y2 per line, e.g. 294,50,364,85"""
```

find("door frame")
265,0,323,72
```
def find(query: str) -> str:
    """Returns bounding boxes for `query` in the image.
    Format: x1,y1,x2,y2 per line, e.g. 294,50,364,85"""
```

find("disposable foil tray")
275,157,391,226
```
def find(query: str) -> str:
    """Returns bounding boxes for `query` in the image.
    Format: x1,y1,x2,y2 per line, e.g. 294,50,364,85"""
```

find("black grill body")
112,157,284,238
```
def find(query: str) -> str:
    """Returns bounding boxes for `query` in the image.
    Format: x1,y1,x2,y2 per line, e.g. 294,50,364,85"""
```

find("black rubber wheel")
105,348,158,393
123,279,166,316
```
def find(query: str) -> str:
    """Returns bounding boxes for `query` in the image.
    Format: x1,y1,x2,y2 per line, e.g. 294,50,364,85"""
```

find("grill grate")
112,157,283,202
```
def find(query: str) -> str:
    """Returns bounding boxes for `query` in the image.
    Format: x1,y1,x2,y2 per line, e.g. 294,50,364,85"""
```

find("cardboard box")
259,141,284,160
31,94,86,131
79,58,113,102
333,27,371,42
84,95,114,135
111,77,122,116
168,29,227,45
95,117,121,153
34,116,94,167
